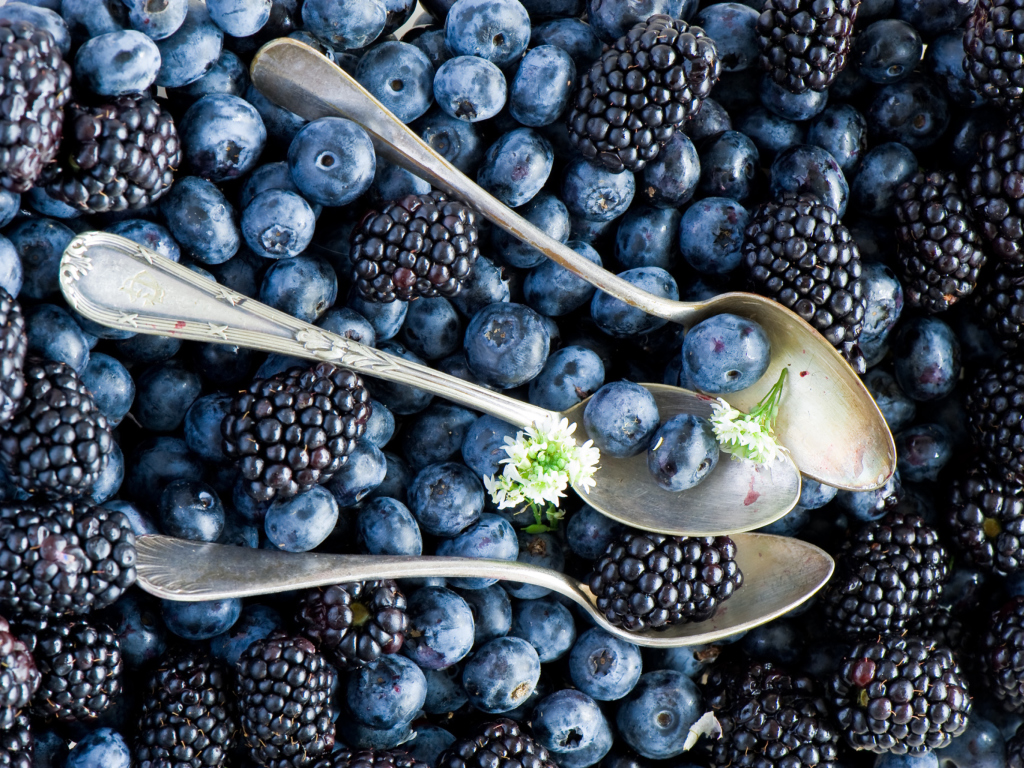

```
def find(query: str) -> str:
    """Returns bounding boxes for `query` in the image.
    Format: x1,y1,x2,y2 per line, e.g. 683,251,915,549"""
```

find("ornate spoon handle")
60,231,553,429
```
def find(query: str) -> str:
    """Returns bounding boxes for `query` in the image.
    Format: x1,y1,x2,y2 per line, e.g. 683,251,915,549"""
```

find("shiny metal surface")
136,534,835,649
248,37,896,493
61,231,800,536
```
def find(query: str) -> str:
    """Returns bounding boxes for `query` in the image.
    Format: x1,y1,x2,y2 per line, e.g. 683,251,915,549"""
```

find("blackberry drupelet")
829,635,970,754
586,531,743,631
0,19,72,193
743,196,867,373
42,93,180,214
967,357,1024,479
0,290,25,429
312,749,428,768
234,632,337,768
967,112,1024,264
893,171,986,313
977,262,1024,351
0,499,137,626
295,581,408,670
0,614,39,730
755,0,860,94
980,595,1024,712
564,14,721,173
351,190,480,303
135,650,236,768
222,362,371,503
964,0,1024,108
703,659,840,768
822,512,949,639
0,359,114,499
26,617,122,723
948,462,1024,575
436,719,557,768
1010,721,1024,768
0,713,30,768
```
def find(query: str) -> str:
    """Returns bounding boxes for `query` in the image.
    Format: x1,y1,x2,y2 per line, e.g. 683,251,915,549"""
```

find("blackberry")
822,512,950,639
829,635,970,754
436,719,557,768
586,531,743,631
703,660,840,768
893,171,986,313
222,363,371,503
0,359,114,499
948,462,1024,575
564,14,721,173
980,595,1024,712
742,195,866,374
312,749,427,768
967,112,1024,264
0,19,72,193
135,650,237,768
0,290,25,429
42,93,180,214
755,0,860,94
234,632,337,768
977,262,1024,351
964,0,1024,108
350,190,480,303
0,499,137,626
0,615,38,730
967,357,1024,479
295,581,408,670
1010,721,1024,768
25,617,122,723
0,713,30,768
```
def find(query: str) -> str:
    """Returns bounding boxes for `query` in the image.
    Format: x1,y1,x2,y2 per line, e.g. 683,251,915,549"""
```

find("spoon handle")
59,232,554,430
249,38,690,324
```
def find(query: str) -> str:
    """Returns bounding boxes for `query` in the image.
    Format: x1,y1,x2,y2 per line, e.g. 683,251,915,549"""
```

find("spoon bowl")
135,534,835,648
248,37,896,492
61,231,800,535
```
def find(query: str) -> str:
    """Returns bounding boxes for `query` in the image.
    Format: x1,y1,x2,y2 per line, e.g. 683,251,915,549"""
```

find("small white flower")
708,369,788,465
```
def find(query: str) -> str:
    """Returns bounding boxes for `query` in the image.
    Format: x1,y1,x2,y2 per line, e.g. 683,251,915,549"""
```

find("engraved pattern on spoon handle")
60,232,554,429
249,38,691,323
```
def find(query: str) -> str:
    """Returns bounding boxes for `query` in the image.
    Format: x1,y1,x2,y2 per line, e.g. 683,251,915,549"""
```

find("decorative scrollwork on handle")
60,239,94,287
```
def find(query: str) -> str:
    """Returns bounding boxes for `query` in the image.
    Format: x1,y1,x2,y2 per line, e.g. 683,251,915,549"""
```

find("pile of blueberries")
0,0,1019,766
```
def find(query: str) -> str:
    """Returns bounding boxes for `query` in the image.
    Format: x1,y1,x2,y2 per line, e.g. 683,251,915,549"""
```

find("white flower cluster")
483,417,601,510
710,397,781,464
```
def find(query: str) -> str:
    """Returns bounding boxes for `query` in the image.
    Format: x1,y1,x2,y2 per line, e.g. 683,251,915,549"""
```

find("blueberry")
478,128,553,208
528,345,605,412
835,470,902,522
563,158,635,221
288,117,376,206
653,644,721,678
450,256,511,316
158,479,225,542
760,77,828,121
419,665,466,714
462,414,518,478
402,403,477,469
678,197,749,275
640,132,701,209
532,688,605,753
161,597,241,640
371,159,431,203
348,654,428,727
566,505,624,560
685,97,733,142
8,218,74,300
75,30,161,95
416,107,485,173
853,19,922,84
860,262,904,343
399,297,461,360
403,585,476,668
348,294,408,341
698,131,759,201
105,219,181,262
302,0,386,50
102,592,167,669
807,104,868,174
366,452,411,504
357,497,423,555
25,303,90,372
524,240,601,317
867,76,950,152
682,314,771,394
259,255,337,323
505,531,565,599
437,514,519,588
409,28,451,71
512,597,576,663
848,142,918,217
356,41,435,123
615,207,679,271
583,380,660,458
509,45,576,127
569,628,642,701
181,94,266,182
586,0,684,41
458,636,541,716
209,603,282,666
874,753,939,768
134,360,202,432
924,31,983,108
591,267,678,337
64,728,131,768
318,307,378,348
458,583,513,643
61,0,126,45
693,2,758,72
892,317,961,401
895,423,952,482
0,193,19,232
530,18,603,67
338,719,417,751
245,82,308,147
154,0,223,88
325,439,388,507
933,716,1005,768
160,176,240,264
434,56,507,122
737,107,806,163
465,302,550,388
264,485,339,551
647,414,719,492
445,0,530,66
241,190,315,260
616,670,704,759
0,4,70,54
405,725,457,766
408,461,483,536
183,393,232,462
798,477,839,509
206,0,271,36
363,399,395,447
770,144,848,217
370,341,434,413
740,619,802,664
192,342,253,386
126,0,188,40
555,718,613,768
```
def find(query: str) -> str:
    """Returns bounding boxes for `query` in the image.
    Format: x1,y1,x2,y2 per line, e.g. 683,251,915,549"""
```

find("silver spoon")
62,231,799,537
135,533,834,649
248,37,896,493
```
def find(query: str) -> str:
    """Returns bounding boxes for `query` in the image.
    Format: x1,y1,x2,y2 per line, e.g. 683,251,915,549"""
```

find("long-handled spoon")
61,231,800,537
248,37,896,493
135,534,834,649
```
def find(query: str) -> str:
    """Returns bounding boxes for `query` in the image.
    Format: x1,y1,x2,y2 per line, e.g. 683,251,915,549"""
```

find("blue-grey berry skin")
159,479,225,542
583,380,660,458
264,485,340,551
569,628,643,701
399,298,461,361
434,56,508,123
288,117,376,206
798,477,839,509
173,49,249,105
154,0,223,88
106,219,180,263
240,162,305,210
678,197,748,275
135,360,202,432
530,18,604,67
0,3,70,54
403,586,476,669
895,423,952,483
362,398,394,447
510,45,575,127
461,415,518,478
458,584,512,644
326,439,388,506
924,31,982,108
591,267,679,337
358,497,424,556
347,654,428,727
524,240,601,317
848,142,918,217
477,128,553,208
408,461,483,536
416,108,485,172
9,218,75,300
181,94,267,182
161,597,242,640
698,131,759,201
160,176,240,265
241,190,315,260
682,313,771,394
422,666,469,714
402,404,477,469
615,207,678,271
464,303,550,389
864,368,919,432
529,345,605,412
64,729,131,768
437,514,519,588
258,255,337,323
209,604,282,667
370,341,434,414
641,132,701,209
647,414,720,492
563,158,635,221
867,75,950,152
512,598,576,663
892,317,961,402
246,83,308,147
616,670,704,759
302,0,387,50
445,0,530,66
75,30,161,96
737,107,805,164
566,505,624,560
26,304,90,373
356,42,435,124
61,0,126,45
586,0,684,41
493,192,569,268
82,353,135,428
770,144,849,217
860,262,904,344
126,0,189,40
206,0,272,37
853,19,922,84
694,2,758,72
760,77,829,121
532,689,604,753
183,393,230,462
462,636,541,713
807,104,868,174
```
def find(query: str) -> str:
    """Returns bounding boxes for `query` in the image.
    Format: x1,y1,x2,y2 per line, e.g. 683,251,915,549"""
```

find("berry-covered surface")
1,0,1024,767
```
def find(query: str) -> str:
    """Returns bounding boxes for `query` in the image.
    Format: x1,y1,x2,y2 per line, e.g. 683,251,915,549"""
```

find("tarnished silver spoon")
248,37,896,493
135,534,834,649
61,231,800,537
